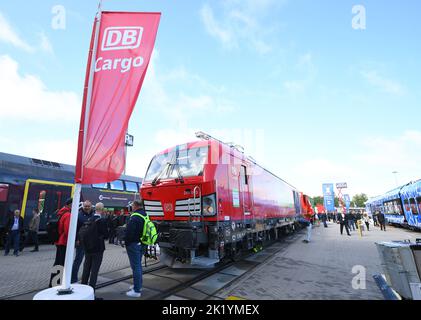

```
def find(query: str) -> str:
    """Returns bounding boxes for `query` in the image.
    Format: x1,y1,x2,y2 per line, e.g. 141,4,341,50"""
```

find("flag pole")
60,1,103,293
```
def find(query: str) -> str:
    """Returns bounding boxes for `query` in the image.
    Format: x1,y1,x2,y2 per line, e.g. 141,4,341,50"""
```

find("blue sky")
0,0,420,198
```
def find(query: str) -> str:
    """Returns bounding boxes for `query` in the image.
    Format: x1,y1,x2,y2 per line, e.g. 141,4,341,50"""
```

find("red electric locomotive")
140,132,305,268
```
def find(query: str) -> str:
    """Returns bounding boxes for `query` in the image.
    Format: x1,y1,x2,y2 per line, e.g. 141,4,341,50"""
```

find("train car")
140,132,304,268
365,181,421,230
399,180,421,230
0,152,142,242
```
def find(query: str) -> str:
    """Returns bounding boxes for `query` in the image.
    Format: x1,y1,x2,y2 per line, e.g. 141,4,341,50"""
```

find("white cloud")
0,12,34,52
288,130,421,199
200,1,281,54
138,49,236,127
283,53,316,94
200,4,234,47
0,55,80,122
361,70,406,95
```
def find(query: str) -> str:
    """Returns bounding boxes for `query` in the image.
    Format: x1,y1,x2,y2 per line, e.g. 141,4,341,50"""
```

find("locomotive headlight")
202,194,217,216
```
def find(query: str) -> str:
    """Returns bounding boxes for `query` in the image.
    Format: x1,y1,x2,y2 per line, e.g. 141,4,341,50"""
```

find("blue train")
366,180,421,231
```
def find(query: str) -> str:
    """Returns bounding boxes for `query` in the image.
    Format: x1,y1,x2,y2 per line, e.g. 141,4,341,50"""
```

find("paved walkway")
216,221,419,300
0,242,131,299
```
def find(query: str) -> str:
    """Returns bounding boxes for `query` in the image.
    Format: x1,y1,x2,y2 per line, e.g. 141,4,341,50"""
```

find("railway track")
7,228,305,300
92,228,304,300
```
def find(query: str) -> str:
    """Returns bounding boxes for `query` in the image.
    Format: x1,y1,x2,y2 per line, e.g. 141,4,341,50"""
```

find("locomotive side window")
409,198,418,215
92,182,108,189
110,180,124,191
125,181,139,192
241,166,248,185
0,183,9,202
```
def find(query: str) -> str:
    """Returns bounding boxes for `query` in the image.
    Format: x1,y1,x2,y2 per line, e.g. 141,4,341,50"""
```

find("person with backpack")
49,198,72,287
71,200,94,283
80,202,109,290
124,199,157,298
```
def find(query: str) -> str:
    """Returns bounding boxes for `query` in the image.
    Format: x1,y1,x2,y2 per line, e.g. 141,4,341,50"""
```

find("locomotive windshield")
144,146,208,182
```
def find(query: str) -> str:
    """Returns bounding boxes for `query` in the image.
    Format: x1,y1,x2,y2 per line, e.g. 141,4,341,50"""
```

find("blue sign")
343,194,351,211
322,183,335,212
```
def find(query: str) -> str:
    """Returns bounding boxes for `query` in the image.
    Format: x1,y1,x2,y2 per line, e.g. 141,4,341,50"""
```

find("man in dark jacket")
4,209,24,256
337,211,351,236
377,211,386,231
72,200,93,283
81,202,109,290
124,200,146,298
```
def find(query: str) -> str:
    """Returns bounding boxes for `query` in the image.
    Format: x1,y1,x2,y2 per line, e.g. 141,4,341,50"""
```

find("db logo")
102,26,143,51
164,203,173,212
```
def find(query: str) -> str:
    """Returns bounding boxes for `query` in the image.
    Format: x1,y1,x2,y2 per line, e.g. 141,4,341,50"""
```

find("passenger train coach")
140,132,313,268
366,180,421,231
0,152,142,245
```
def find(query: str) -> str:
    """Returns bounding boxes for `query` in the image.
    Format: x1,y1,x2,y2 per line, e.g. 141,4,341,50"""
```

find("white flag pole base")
33,284,94,300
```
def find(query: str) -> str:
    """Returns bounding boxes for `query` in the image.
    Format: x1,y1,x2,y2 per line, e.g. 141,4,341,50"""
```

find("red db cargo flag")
75,12,161,184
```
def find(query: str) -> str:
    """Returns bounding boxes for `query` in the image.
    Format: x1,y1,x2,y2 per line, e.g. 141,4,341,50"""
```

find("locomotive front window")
145,146,208,181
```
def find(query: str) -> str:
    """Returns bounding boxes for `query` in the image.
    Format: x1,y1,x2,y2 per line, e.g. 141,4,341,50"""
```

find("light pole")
392,171,399,187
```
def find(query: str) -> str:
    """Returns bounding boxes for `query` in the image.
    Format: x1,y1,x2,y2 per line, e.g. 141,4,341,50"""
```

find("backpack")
46,210,61,244
78,219,99,252
131,212,158,245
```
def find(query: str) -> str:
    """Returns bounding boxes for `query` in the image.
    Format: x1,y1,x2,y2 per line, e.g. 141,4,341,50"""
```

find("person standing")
108,213,118,245
25,209,40,252
4,210,24,256
337,211,351,236
373,212,379,227
363,213,370,231
347,212,356,231
301,211,313,243
71,200,94,283
321,211,328,228
80,202,109,290
124,200,146,298
378,211,386,231
49,198,72,287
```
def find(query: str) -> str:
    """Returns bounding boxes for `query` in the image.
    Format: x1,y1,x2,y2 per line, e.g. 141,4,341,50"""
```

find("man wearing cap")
49,198,72,287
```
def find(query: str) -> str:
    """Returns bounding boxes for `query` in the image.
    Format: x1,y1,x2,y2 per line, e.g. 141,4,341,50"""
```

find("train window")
92,182,108,189
125,181,139,192
417,197,421,214
56,191,62,211
404,199,410,212
409,198,418,215
110,180,124,191
0,183,9,202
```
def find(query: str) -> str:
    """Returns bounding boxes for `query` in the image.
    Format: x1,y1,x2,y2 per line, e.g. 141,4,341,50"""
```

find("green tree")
352,193,368,207
313,196,324,205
